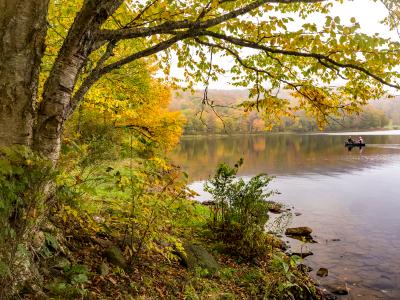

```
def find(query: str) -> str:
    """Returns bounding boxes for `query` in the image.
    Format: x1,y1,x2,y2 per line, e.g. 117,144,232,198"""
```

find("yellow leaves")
290,85,345,129
117,176,130,189
60,204,101,234
211,0,219,10
160,10,171,19
64,205,79,218
150,157,170,171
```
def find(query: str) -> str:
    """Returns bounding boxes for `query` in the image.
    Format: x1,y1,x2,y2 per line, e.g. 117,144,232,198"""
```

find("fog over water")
171,131,400,299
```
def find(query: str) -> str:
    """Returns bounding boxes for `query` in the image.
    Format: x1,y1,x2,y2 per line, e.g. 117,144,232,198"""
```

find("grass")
20,159,321,300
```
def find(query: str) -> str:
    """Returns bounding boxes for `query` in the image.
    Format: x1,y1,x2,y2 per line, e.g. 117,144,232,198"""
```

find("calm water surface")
171,131,400,299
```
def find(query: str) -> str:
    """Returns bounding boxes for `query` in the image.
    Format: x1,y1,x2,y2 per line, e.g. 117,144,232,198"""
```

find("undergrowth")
0,114,320,299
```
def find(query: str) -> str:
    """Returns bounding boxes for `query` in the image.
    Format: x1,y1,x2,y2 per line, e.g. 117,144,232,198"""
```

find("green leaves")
204,159,274,258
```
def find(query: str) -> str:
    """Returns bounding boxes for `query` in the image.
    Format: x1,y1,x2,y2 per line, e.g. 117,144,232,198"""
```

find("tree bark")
33,0,124,162
0,0,49,148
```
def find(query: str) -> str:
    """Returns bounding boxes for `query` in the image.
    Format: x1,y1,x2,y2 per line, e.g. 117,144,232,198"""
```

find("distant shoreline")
181,128,400,138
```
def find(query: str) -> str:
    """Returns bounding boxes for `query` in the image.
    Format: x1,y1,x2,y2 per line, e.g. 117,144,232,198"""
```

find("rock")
297,264,313,273
104,246,128,269
285,226,316,243
291,251,313,258
327,285,348,295
285,227,312,236
317,267,329,277
294,212,302,216
267,201,284,214
176,243,219,274
332,288,348,295
97,262,110,276
52,257,71,271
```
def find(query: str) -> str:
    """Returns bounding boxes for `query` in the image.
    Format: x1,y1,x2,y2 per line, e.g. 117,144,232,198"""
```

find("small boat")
345,142,366,147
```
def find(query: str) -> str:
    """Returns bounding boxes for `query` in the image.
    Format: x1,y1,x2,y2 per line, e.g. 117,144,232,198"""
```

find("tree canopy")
1,0,400,160
51,0,400,133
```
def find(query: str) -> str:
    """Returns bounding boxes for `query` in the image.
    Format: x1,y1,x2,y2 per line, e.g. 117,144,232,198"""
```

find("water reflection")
171,132,400,299
171,133,400,180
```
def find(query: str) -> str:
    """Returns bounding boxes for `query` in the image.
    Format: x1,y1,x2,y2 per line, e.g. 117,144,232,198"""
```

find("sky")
169,0,397,90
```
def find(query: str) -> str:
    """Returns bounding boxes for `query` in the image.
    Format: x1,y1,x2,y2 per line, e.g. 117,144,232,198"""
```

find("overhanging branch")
194,37,358,123
200,30,400,90
98,0,326,41
69,32,193,115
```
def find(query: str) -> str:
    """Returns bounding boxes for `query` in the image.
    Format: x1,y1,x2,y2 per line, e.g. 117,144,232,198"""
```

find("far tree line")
172,90,398,134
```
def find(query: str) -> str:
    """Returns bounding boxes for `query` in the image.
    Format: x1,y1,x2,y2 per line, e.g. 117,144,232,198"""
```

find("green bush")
204,159,274,259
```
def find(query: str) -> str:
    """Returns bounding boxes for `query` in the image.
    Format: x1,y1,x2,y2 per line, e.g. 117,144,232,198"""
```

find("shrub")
204,159,274,259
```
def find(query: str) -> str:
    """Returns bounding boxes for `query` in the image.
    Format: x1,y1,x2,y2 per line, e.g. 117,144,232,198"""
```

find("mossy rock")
104,246,127,269
176,243,219,274
52,257,71,271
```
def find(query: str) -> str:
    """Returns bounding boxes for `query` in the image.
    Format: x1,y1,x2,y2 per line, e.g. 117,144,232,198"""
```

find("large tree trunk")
0,4,49,297
0,0,123,162
33,0,124,162
0,0,49,148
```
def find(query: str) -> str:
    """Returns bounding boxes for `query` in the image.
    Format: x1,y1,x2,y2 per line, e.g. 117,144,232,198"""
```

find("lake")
171,131,400,299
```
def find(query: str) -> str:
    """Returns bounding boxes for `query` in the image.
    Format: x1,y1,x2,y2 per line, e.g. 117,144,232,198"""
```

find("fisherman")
358,136,364,144
347,136,355,144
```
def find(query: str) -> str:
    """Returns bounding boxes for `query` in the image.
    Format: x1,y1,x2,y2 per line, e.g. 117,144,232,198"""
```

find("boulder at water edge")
176,243,219,274
285,226,313,236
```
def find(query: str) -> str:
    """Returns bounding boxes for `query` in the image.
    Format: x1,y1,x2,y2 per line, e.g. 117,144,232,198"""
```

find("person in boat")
358,136,364,144
347,136,355,144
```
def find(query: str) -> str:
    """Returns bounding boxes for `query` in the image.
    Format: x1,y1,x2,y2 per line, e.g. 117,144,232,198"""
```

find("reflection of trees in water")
171,134,400,181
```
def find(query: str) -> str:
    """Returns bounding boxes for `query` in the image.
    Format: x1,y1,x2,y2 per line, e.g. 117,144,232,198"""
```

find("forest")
1,0,400,299
171,90,400,134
